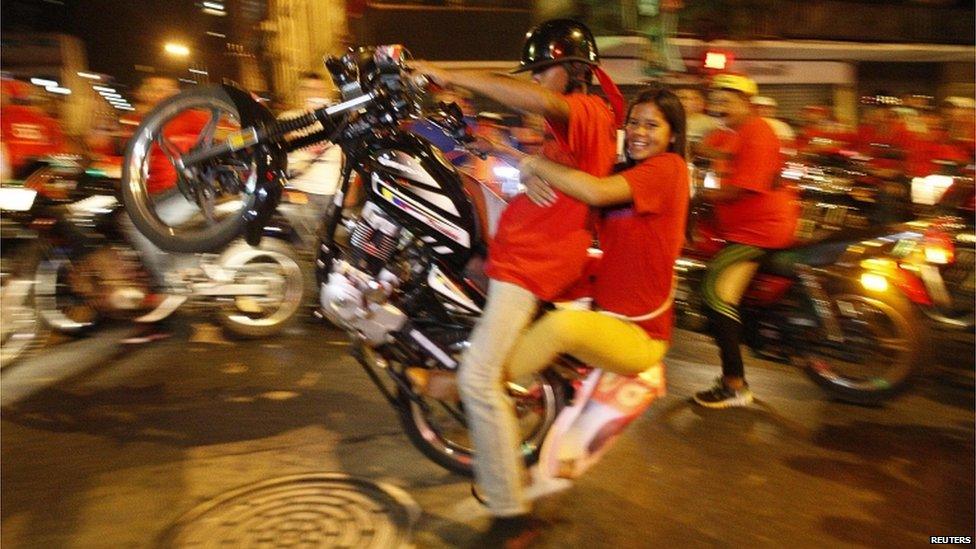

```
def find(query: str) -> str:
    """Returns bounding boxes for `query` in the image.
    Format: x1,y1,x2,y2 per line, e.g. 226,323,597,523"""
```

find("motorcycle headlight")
860,272,889,292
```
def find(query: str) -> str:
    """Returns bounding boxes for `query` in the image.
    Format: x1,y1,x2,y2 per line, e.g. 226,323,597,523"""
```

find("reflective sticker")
374,177,470,248
227,128,258,150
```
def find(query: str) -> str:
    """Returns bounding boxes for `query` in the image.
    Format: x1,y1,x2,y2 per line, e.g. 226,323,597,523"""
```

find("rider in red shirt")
413,18,623,539
693,74,799,409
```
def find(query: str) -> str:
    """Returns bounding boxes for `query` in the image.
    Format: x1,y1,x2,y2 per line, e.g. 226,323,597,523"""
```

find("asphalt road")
1,315,973,548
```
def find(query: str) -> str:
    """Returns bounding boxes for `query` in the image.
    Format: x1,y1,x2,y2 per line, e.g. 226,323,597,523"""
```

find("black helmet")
513,19,600,74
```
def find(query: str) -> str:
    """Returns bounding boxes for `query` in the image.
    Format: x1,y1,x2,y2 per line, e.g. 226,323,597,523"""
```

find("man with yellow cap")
693,73,799,408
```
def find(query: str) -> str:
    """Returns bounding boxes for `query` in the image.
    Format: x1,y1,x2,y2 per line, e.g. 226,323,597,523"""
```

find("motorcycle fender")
219,85,288,247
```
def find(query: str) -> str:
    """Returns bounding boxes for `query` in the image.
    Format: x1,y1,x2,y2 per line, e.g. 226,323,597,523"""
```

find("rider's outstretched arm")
411,62,569,124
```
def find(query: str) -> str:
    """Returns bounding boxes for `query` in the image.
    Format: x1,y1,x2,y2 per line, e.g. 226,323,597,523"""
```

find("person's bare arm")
411,62,570,123
520,155,632,207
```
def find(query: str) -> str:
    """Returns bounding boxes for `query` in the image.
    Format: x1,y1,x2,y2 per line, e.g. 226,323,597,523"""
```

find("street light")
164,43,190,57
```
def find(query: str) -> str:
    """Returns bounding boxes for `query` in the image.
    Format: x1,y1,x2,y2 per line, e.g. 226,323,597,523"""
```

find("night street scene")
1,0,974,547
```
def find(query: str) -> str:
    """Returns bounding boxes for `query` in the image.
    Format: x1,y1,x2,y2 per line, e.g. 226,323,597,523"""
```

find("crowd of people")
1,19,974,548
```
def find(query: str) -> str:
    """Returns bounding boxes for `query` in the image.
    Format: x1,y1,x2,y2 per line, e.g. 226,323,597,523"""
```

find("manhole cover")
160,473,421,548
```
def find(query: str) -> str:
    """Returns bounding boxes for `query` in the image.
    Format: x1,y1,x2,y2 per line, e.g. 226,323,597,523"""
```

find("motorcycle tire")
121,86,255,254
795,281,926,405
216,237,305,338
397,369,566,477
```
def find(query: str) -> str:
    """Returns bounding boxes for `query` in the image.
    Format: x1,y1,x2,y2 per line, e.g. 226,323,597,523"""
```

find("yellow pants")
508,309,669,380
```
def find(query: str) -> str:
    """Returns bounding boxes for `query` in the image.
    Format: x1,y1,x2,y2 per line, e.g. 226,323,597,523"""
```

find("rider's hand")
523,174,557,207
409,61,451,88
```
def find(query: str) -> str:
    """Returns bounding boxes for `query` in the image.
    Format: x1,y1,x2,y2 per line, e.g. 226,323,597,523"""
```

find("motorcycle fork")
315,162,354,287
795,264,845,343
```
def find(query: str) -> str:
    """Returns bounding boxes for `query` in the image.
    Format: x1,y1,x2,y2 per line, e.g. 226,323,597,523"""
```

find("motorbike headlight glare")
860,272,889,292
923,245,952,265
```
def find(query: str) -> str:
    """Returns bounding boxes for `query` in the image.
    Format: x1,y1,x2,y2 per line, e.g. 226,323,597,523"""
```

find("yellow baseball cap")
711,74,758,97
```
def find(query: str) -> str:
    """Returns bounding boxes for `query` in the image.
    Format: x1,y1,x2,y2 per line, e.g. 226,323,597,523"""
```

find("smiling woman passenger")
513,84,689,381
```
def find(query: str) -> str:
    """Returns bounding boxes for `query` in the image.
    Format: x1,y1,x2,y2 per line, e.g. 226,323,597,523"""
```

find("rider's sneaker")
693,378,753,408
477,515,547,549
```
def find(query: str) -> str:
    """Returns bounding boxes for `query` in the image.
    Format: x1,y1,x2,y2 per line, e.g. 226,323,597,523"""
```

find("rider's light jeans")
458,279,539,517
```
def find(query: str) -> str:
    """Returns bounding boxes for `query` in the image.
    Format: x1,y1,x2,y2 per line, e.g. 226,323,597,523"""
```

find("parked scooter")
2,156,306,344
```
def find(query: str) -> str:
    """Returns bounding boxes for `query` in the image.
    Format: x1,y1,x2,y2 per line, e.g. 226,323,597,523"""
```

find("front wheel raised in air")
121,86,257,253
398,369,566,477
795,285,925,405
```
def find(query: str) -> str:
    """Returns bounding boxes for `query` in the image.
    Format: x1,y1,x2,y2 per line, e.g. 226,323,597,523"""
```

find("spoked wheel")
121,86,259,253
796,287,924,404
216,239,305,338
398,368,565,477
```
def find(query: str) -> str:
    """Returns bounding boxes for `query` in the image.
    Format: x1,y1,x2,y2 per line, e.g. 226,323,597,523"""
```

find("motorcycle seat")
762,239,851,277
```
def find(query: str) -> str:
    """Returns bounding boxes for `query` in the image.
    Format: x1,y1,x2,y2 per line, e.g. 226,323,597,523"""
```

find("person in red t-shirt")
412,18,622,536
692,74,799,409
855,99,914,175
119,76,209,288
508,84,687,426
1,79,67,176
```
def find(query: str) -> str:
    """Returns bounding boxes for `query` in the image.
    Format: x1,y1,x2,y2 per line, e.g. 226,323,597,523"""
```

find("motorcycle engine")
321,202,408,345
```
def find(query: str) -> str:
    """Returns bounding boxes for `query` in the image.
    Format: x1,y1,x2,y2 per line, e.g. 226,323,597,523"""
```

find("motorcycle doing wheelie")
674,164,927,404
1,156,305,344
121,45,597,476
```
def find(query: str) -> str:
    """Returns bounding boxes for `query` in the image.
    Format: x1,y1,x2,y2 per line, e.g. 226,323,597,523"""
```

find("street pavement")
1,315,973,548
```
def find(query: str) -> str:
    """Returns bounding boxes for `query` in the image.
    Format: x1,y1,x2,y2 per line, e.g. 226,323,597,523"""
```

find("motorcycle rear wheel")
121,86,256,253
795,285,924,404
398,369,566,477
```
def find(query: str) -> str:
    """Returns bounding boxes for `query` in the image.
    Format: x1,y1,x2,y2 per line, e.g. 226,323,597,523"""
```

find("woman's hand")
408,61,452,88
523,174,557,207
